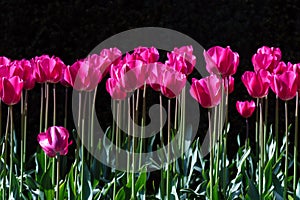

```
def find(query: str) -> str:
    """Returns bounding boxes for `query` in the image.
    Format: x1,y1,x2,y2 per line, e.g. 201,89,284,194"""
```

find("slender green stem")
113,101,120,200
3,107,10,200
139,83,146,169
283,101,289,200
208,109,213,199
39,84,44,133
264,96,268,164
159,94,164,147
245,119,249,148
9,106,13,198
259,101,263,199
293,92,299,199
64,87,68,128
90,87,97,164
81,117,85,200
44,83,49,173
52,84,56,185
131,93,135,200
20,92,24,196
167,99,171,200
256,98,259,159
56,155,60,200
275,96,279,161
127,97,131,181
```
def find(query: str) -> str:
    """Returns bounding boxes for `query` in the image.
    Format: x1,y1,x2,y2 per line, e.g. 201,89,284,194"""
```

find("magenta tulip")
204,46,239,77
272,61,290,75
132,46,159,63
269,71,298,101
0,76,24,105
288,63,300,91
31,55,65,83
165,45,196,75
0,56,10,66
241,70,270,98
224,76,234,94
190,75,221,108
37,126,72,157
160,67,186,98
147,62,166,91
99,47,122,75
236,100,256,118
9,60,36,90
252,46,281,73
106,78,127,100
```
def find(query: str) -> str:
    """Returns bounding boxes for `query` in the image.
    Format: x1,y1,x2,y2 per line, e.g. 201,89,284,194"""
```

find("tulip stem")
293,92,299,199
259,101,263,199
9,106,13,198
208,108,213,199
283,101,289,200
245,119,249,148
166,99,171,200
3,107,10,200
44,83,49,173
255,98,259,159
131,93,136,200
52,84,56,185
264,96,268,164
127,97,131,181
275,96,279,161
40,84,44,133
56,155,60,200
20,92,24,196
64,87,68,128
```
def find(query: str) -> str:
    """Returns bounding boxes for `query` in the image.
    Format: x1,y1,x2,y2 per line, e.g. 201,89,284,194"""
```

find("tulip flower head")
190,75,221,108
0,76,24,105
241,70,270,98
252,46,281,73
269,70,298,101
37,126,72,158
204,46,239,77
236,100,256,118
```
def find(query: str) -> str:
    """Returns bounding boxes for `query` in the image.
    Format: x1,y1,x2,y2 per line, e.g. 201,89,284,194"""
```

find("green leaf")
44,189,55,200
67,164,76,199
246,175,259,200
59,177,67,200
81,162,92,200
264,157,273,191
40,161,53,190
115,186,131,200
135,171,147,194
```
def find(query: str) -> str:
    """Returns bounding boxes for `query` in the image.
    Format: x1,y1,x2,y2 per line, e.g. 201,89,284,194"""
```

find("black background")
0,0,299,161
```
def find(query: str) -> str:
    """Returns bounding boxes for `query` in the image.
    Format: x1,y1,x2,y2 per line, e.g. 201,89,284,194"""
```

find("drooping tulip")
190,74,221,108
204,46,239,77
236,100,256,118
0,76,24,105
160,66,186,99
241,69,270,98
37,126,72,157
269,71,298,101
252,46,281,73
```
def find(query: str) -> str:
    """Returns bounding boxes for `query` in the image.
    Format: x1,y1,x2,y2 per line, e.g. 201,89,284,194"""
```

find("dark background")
0,0,299,160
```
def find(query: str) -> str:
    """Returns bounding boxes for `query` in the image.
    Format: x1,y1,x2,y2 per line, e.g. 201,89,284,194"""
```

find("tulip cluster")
106,46,196,99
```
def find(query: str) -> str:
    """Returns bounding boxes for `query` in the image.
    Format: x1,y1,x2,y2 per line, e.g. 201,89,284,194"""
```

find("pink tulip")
0,76,24,105
64,59,102,91
132,46,159,63
190,75,221,108
106,78,127,100
252,46,281,73
31,55,65,83
288,63,300,91
165,45,196,75
241,70,270,98
99,48,122,75
236,100,256,118
269,71,298,101
147,62,166,91
204,46,239,77
9,60,36,90
37,126,72,157
224,76,234,94
0,56,10,66
272,61,290,75
160,67,186,98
